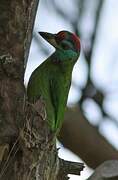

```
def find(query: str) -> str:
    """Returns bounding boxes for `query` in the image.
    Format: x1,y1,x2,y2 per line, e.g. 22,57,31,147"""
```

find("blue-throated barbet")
27,31,81,132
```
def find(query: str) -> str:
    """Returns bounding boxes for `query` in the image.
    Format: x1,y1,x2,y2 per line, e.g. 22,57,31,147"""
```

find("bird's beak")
39,32,58,48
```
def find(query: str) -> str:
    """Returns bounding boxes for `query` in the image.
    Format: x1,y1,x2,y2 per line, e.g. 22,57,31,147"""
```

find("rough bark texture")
0,0,39,179
0,1,84,180
0,0,26,144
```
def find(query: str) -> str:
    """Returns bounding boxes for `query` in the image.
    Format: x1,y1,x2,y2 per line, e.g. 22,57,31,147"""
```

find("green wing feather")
49,73,71,131
49,78,59,130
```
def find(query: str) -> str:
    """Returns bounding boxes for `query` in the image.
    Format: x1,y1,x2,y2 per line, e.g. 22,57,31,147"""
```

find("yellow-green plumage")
27,31,80,132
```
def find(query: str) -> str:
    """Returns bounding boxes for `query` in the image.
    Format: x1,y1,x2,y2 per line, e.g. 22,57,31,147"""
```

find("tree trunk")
0,1,84,180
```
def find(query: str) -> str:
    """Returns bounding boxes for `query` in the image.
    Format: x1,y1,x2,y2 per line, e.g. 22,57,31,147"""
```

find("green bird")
27,30,81,132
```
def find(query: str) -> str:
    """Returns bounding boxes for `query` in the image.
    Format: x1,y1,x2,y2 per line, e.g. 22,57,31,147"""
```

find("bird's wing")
49,78,59,126
49,75,70,130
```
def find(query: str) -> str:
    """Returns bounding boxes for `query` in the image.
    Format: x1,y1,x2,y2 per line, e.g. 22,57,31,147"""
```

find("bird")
27,30,81,133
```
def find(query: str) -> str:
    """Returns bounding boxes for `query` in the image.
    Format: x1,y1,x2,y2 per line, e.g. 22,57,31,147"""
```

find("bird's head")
39,31,81,55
